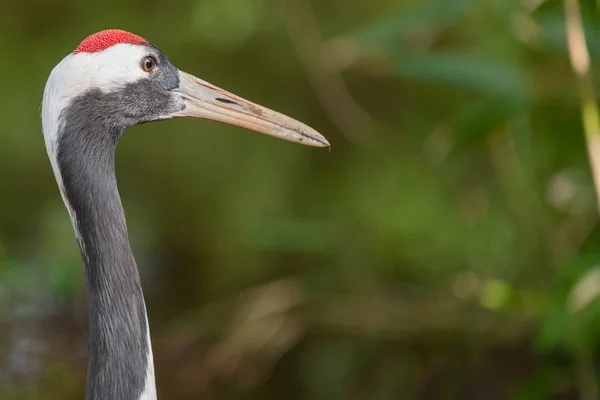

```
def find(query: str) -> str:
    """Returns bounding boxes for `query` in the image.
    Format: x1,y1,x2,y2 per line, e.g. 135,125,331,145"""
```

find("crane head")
42,29,330,156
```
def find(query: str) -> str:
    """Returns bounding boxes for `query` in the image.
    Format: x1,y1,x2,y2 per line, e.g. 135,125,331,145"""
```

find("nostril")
215,98,240,106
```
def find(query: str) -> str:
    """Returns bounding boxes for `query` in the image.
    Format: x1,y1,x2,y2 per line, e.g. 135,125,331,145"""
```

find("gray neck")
56,123,153,400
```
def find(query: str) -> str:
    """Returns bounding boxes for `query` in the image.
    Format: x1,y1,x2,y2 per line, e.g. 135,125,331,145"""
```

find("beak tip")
305,134,330,149
300,128,329,148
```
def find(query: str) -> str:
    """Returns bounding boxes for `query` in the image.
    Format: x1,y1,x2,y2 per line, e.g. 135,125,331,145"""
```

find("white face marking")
42,43,153,162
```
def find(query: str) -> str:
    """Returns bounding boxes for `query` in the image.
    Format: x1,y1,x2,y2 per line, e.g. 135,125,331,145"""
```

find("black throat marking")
55,71,181,400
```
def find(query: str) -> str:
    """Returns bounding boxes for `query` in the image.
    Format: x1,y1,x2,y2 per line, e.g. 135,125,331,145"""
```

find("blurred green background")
3,0,600,398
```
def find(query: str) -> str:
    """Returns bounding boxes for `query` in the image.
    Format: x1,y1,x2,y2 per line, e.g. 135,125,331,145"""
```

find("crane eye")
141,56,156,72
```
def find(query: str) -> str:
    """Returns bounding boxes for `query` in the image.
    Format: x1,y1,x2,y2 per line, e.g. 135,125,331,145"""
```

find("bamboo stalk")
564,0,600,398
565,0,600,213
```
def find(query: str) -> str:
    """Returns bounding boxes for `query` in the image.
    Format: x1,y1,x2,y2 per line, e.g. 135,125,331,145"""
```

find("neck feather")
55,121,156,400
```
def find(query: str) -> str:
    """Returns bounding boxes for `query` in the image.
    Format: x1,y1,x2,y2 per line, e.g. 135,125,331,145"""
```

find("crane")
41,29,329,400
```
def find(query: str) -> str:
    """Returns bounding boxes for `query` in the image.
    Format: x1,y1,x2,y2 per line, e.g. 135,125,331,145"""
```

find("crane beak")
170,71,330,148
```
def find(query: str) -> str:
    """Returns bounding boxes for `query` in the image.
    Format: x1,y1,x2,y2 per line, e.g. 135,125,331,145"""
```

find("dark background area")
2,0,600,398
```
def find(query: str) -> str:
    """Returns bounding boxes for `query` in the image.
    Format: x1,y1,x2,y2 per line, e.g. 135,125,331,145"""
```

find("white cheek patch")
42,43,152,158
41,43,153,189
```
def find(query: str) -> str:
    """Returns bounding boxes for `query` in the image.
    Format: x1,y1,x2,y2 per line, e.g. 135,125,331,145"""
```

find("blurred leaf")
480,279,512,310
536,13,600,58
351,0,472,49
536,302,571,350
393,51,530,99
537,255,600,351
